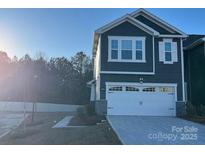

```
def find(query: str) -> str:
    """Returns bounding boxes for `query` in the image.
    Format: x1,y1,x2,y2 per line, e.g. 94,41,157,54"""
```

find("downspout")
181,38,185,103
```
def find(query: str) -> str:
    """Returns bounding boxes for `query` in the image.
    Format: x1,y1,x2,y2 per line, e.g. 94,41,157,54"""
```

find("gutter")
184,37,205,50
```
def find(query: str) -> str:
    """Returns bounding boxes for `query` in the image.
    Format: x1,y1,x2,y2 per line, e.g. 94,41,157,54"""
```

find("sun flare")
0,25,16,58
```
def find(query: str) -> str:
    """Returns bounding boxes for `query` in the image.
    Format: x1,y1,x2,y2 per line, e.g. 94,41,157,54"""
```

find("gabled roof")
92,9,188,55
184,35,205,50
130,9,187,37
93,13,160,56
95,14,160,36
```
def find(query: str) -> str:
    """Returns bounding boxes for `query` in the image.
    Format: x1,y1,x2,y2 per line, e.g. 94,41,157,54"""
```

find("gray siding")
135,15,180,35
101,21,154,72
184,44,205,106
99,36,183,101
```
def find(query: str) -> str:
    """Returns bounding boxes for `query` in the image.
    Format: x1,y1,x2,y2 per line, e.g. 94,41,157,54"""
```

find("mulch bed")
181,115,205,125
69,115,106,126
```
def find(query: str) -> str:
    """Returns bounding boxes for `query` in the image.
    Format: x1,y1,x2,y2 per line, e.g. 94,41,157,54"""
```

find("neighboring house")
88,9,188,116
183,35,205,114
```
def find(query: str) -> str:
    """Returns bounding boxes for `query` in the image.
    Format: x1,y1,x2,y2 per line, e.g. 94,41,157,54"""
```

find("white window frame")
108,36,146,63
164,39,173,64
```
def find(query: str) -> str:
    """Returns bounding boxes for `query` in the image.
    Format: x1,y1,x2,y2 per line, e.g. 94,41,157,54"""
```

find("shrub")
186,103,197,116
201,105,205,116
76,104,95,117
76,106,87,117
85,104,95,116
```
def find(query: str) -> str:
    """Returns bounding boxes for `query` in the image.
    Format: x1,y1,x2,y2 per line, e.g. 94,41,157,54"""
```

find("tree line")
0,51,93,105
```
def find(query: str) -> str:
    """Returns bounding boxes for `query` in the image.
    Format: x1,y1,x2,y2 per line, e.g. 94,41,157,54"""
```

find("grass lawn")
0,112,121,145
181,115,205,125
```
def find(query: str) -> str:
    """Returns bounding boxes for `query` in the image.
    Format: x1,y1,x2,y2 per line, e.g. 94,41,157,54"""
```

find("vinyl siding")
184,43,205,106
135,15,180,35
99,37,183,101
100,21,154,73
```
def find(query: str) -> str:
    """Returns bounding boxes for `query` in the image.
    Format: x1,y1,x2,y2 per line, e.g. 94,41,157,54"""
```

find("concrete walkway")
107,116,205,145
52,116,73,128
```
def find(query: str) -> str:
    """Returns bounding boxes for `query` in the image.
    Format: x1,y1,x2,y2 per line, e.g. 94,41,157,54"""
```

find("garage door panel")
106,84,176,116
107,92,141,115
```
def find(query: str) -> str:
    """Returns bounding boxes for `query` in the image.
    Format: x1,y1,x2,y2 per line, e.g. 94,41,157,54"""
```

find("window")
165,52,172,61
165,42,171,51
126,86,139,92
136,40,143,60
164,42,172,62
142,87,156,92
121,40,132,60
109,36,146,62
159,39,178,64
108,86,122,92
159,87,174,93
111,40,118,59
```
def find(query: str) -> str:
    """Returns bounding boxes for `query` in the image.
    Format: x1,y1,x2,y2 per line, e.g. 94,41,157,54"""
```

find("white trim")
106,82,178,101
129,16,159,36
99,35,101,76
106,82,177,87
163,39,174,64
90,84,96,101
180,38,185,102
130,9,187,36
152,36,155,74
163,38,172,42
94,36,101,79
108,36,146,63
131,10,175,34
159,35,187,38
160,38,179,64
95,14,159,36
87,79,96,86
108,59,146,63
100,71,154,75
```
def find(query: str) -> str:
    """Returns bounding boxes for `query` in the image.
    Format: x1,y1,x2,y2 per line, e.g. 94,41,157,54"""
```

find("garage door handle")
108,107,114,109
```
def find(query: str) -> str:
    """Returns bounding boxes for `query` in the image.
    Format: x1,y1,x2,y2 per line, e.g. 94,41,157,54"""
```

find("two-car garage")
106,83,177,116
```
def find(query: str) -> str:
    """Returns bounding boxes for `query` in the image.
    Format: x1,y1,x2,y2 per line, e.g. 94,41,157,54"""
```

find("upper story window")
136,40,143,60
121,40,132,60
108,36,146,63
159,38,178,64
164,42,172,62
111,40,118,60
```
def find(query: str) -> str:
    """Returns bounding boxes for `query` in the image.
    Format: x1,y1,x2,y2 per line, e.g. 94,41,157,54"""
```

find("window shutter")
159,41,164,62
172,42,178,62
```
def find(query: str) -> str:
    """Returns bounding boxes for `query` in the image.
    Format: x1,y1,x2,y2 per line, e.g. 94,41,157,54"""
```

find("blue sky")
0,8,204,59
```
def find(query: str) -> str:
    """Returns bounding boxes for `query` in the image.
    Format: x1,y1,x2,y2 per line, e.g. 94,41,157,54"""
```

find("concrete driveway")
107,116,205,145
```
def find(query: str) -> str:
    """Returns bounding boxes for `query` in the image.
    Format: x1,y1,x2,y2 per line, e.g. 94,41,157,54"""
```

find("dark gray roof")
183,34,205,47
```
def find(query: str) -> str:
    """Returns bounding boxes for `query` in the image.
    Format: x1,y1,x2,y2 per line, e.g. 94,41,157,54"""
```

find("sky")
0,8,204,59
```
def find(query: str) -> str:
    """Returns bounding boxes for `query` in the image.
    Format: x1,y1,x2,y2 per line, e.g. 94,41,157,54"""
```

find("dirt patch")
0,112,121,145
181,115,205,125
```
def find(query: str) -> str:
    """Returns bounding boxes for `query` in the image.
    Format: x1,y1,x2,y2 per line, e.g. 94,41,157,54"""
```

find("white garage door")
106,83,176,116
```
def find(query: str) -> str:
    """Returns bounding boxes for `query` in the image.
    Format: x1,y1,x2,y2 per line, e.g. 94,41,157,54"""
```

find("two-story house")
88,9,187,116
